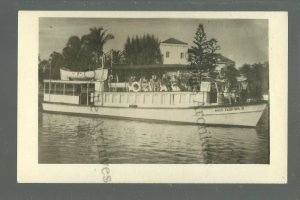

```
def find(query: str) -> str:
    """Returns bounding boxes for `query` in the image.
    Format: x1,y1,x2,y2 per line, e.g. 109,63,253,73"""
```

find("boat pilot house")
43,80,98,106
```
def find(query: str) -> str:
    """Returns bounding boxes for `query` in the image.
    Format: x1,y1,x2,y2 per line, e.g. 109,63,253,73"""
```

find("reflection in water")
38,109,269,164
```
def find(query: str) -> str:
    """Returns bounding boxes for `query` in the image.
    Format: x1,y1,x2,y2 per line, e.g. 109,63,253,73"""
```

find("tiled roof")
187,50,235,64
112,64,189,70
161,38,188,45
216,54,235,64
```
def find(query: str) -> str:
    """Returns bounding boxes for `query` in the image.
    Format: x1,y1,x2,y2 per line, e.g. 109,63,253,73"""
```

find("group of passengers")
107,72,250,104
127,73,195,92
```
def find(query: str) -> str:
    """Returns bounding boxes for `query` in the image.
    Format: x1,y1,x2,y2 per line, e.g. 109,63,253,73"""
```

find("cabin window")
55,84,64,95
88,83,94,92
81,84,88,93
44,83,49,94
50,83,56,94
210,83,218,104
166,51,170,58
180,52,184,59
65,84,74,95
74,85,81,95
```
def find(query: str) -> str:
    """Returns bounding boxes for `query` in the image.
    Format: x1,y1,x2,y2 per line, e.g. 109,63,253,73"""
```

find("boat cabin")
43,80,103,106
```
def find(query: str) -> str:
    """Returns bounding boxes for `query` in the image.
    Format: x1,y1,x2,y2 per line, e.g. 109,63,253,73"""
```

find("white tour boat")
42,68,267,127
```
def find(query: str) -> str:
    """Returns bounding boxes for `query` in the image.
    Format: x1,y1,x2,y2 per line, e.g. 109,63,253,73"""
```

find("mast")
48,57,52,100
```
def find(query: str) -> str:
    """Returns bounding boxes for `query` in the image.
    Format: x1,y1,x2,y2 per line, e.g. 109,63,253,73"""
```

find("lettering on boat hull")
215,106,245,112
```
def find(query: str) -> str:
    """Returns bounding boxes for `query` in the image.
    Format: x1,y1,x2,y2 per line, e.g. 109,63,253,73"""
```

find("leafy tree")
40,26,115,81
38,52,63,81
38,59,49,72
62,36,82,70
189,24,220,72
239,62,268,99
224,64,240,88
38,59,50,84
62,35,97,70
81,27,114,68
124,34,162,65
49,51,64,79
260,62,269,93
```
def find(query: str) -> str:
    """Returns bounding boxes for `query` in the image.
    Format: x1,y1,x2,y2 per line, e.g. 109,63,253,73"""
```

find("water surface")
38,107,269,164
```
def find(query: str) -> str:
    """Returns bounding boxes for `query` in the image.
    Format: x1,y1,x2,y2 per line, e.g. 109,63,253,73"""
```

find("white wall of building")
160,43,189,65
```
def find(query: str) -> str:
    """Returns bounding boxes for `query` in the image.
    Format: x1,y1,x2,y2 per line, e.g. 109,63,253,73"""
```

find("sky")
39,18,268,68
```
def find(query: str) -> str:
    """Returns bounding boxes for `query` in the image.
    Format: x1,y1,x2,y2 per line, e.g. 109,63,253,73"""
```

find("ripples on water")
38,108,269,164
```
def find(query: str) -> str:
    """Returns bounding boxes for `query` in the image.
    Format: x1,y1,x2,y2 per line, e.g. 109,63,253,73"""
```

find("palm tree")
81,27,114,68
111,50,124,65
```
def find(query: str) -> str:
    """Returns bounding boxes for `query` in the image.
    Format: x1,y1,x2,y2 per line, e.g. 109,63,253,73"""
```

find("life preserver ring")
129,82,141,92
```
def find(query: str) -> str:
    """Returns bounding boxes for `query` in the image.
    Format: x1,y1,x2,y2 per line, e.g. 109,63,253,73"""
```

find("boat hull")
42,102,266,127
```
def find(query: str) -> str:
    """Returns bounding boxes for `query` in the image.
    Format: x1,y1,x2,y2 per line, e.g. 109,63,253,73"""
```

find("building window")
166,51,170,58
180,52,184,59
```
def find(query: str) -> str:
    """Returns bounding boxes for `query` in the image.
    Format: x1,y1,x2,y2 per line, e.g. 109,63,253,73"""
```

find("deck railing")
42,80,263,106
93,91,257,107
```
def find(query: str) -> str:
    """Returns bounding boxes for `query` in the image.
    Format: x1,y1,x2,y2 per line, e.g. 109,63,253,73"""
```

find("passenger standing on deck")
140,76,149,92
170,74,180,91
108,74,113,91
129,76,135,85
210,83,218,103
224,82,232,104
160,74,169,91
153,75,160,91
240,80,249,102
187,76,193,92
115,74,119,83
128,76,135,92
149,75,155,92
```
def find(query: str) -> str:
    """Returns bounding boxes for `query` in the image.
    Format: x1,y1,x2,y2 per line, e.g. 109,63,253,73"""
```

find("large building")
160,38,189,65
109,37,235,81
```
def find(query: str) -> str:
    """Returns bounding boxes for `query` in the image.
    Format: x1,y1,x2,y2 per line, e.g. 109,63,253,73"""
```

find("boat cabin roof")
43,80,98,84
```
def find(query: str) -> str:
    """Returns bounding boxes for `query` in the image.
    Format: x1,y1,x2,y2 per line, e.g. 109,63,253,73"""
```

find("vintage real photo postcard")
18,11,287,183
